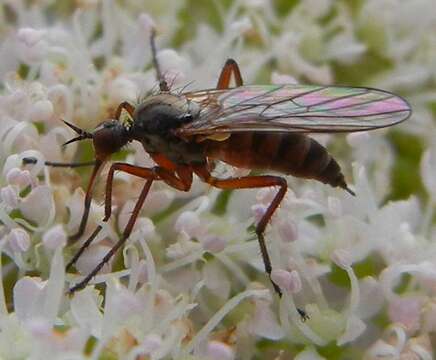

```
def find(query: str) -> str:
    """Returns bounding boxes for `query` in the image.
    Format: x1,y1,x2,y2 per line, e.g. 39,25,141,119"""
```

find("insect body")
28,32,411,296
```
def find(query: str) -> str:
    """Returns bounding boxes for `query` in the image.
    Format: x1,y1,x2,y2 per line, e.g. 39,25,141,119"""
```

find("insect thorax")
131,94,205,164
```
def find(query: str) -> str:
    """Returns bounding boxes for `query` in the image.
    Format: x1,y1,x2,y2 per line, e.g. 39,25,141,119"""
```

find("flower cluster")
0,1,435,359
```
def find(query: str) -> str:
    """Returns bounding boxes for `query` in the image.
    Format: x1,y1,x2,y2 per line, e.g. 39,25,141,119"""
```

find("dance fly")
24,29,411,297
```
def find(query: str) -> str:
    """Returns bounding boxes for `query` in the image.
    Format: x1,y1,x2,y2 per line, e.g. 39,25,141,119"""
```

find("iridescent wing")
179,85,411,136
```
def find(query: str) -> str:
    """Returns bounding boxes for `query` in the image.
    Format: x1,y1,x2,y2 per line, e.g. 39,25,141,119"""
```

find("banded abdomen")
203,132,350,191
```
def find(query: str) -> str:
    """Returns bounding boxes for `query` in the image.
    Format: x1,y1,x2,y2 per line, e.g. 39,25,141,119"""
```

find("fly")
24,29,411,300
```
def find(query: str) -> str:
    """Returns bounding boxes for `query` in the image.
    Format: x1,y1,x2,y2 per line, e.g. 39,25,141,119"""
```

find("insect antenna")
150,28,170,92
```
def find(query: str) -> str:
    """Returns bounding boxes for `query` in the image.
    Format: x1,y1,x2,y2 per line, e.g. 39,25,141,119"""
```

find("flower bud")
8,228,30,253
7,168,35,188
42,224,67,250
201,235,227,253
30,100,54,123
175,211,201,238
206,340,234,360
1,185,19,208
271,269,302,293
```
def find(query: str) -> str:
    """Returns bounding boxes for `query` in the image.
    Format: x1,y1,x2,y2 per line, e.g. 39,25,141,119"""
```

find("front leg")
67,163,193,293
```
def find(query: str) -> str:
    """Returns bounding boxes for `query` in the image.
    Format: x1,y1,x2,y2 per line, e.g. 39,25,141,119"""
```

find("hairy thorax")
130,94,206,165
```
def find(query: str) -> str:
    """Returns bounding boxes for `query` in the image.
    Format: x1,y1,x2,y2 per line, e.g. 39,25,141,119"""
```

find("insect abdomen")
204,133,349,190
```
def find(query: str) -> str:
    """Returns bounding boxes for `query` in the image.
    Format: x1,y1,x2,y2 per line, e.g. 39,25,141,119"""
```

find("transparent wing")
179,85,411,136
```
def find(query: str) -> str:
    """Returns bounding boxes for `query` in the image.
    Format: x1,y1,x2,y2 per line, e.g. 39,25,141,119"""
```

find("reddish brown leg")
217,59,244,89
193,165,286,296
69,160,104,243
66,163,157,271
68,178,154,294
67,163,193,293
114,101,135,119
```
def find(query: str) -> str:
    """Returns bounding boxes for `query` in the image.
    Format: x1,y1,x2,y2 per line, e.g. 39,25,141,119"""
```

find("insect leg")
193,165,286,297
216,59,244,89
68,178,154,294
66,163,156,271
67,164,193,293
114,101,135,120
69,160,104,243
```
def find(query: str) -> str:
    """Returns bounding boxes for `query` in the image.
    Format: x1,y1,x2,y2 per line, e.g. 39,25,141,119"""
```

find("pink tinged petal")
8,228,30,253
42,224,67,250
206,341,234,360
70,288,103,338
6,168,33,188
201,235,227,253
337,315,366,345
388,296,422,333
271,269,302,293
19,185,53,225
1,185,19,208
277,218,298,242
13,277,45,322
247,301,285,340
